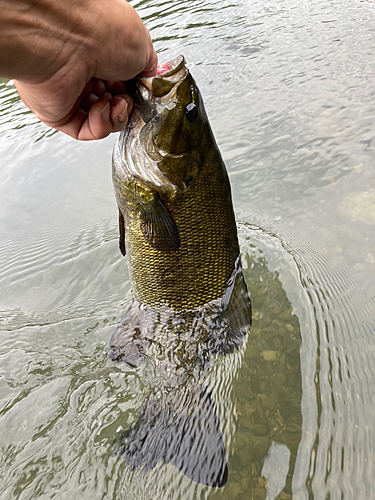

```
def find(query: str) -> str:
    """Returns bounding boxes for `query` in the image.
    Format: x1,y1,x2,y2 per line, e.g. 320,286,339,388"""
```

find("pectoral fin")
140,195,180,252
119,209,126,256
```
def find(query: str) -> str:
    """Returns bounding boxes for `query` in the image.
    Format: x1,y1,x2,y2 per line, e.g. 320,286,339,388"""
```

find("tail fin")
115,383,228,487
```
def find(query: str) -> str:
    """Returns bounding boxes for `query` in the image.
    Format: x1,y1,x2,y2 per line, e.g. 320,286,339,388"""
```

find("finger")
81,79,95,99
103,91,113,102
55,97,112,140
81,85,113,113
92,79,106,97
78,98,113,140
110,94,133,132
81,93,99,113
105,81,128,95
81,78,106,99
141,49,158,77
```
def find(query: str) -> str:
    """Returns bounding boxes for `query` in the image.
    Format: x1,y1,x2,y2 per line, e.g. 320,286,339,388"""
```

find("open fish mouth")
136,55,187,102
115,55,191,193
132,55,188,126
124,54,188,136
156,55,186,77
125,55,187,115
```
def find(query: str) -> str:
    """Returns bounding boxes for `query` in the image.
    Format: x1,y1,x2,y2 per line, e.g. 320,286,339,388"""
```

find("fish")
109,55,251,488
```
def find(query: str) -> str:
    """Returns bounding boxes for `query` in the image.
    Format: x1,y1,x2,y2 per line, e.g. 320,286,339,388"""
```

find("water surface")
1,0,375,498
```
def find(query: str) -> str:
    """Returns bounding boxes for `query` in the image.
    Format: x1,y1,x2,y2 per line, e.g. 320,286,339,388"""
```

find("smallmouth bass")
109,55,251,488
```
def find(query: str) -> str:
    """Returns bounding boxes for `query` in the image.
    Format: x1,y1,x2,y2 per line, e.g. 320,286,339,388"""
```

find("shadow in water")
215,252,303,500
108,250,303,500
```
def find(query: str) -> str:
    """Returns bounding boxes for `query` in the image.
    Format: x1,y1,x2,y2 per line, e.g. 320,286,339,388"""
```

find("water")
1,0,374,498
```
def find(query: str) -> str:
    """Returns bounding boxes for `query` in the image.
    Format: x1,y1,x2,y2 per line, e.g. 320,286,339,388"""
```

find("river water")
1,0,375,498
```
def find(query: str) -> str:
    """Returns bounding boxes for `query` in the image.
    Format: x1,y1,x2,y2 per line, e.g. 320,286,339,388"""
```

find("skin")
0,0,158,140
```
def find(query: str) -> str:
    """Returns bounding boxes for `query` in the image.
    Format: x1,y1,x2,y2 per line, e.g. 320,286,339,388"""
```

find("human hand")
1,0,158,140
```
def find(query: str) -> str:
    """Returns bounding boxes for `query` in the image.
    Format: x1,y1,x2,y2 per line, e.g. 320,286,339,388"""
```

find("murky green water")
1,0,375,498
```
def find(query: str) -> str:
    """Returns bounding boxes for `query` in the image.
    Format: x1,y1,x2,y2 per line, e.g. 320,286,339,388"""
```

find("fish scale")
123,146,239,310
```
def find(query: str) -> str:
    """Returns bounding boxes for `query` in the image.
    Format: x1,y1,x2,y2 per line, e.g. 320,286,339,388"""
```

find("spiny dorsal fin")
140,195,180,252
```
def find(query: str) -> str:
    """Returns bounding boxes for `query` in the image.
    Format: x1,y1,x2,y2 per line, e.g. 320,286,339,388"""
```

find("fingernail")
101,101,110,123
118,100,129,123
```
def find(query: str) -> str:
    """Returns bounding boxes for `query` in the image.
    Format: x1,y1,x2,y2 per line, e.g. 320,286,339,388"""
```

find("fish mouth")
133,55,188,118
125,55,186,104
155,55,186,77
116,56,189,194
137,55,187,100
124,55,187,131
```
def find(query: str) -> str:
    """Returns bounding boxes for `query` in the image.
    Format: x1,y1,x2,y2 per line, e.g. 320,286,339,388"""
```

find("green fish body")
109,56,251,488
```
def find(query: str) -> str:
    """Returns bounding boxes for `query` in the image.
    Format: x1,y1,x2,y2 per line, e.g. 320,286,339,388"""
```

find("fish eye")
185,102,199,123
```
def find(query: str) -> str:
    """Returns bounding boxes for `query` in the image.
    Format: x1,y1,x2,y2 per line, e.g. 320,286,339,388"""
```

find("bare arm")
0,0,158,140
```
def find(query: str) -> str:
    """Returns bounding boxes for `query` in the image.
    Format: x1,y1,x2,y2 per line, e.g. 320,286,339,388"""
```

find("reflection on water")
1,0,375,498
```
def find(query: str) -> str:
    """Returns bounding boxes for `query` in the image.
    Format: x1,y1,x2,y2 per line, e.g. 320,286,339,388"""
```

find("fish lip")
138,55,186,92
125,54,187,157
126,55,187,126
155,54,186,77
128,55,188,130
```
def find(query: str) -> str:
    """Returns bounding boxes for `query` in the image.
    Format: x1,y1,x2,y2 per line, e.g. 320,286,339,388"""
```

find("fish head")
117,56,209,194
137,55,206,155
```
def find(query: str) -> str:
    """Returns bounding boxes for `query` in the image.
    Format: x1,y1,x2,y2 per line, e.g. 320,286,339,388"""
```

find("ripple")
0,218,130,331
238,214,375,498
0,81,57,144
1,0,375,497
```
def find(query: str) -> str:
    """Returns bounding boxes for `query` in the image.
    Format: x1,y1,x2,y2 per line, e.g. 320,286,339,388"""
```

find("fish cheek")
154,108,184,152
154,106,201,155
158,150,201,191
152,77,176,97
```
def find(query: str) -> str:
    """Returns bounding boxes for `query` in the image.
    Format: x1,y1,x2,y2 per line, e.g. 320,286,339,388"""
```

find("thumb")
141,48,158,78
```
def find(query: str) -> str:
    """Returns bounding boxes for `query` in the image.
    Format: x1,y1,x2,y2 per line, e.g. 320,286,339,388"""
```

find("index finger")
56,94,132,140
